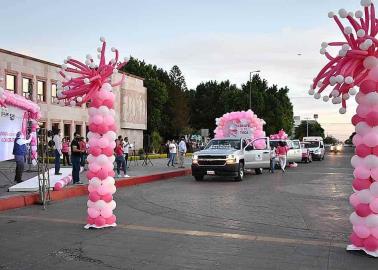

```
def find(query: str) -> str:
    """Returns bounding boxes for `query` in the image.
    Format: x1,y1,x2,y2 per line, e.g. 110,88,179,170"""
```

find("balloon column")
0,79,41,166
310,0,378,256
270,129,288,140
57,37,127,229
214,110,266,148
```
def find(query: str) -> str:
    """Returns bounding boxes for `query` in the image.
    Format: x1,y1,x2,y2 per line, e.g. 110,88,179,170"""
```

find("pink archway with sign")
0,84,41,164
214,110,266,147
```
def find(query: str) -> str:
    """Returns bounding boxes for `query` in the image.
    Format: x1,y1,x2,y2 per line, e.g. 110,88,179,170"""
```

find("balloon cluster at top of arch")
0,79,41,165
310,0,378,257
214,110,266,149
57,37,128,229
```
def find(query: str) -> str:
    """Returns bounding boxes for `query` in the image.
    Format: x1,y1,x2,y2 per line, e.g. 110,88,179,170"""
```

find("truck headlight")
336,145,342,151
314,149,320,154
192,155,198,164
226,154,236,164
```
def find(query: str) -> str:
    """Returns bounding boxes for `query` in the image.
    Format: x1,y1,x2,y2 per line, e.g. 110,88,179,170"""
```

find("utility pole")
249,70,261,110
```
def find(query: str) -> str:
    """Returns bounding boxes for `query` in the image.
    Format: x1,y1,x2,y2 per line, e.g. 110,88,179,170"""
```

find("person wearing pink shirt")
62,137,71,166
275,141,288,172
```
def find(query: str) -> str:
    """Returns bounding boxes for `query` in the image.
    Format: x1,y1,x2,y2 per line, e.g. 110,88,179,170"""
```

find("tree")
345,132,356,145
324,135,338,145
151,131,162,154
295,121,325,140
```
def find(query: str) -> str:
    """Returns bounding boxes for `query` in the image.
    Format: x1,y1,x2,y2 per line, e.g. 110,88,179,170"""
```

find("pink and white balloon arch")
214,110,266,140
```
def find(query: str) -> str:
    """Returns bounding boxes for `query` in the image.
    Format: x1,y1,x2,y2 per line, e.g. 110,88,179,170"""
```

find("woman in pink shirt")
62,137,71,166
275,141,288,172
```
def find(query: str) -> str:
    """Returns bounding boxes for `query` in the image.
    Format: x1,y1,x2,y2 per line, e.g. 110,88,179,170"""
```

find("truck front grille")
198,156,227,166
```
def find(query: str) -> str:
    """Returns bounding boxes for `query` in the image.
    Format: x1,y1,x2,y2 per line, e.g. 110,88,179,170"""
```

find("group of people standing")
166,137,187,168
270,141,288,173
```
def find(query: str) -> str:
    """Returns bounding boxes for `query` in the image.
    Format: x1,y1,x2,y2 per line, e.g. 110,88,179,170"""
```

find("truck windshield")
303,142,320,148
205,139,241,150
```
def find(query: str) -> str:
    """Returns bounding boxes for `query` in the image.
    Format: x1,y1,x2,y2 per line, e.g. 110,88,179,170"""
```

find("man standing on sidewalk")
71,132,83,184
13,132,31,183
178,137,187,168
123,137,130,168
53,129,62,175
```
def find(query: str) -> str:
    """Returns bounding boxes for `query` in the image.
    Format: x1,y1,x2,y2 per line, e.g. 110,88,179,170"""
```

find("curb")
0,168,192,212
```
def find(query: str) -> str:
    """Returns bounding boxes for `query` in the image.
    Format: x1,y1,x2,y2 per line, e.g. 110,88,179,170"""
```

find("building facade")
0,48,147,149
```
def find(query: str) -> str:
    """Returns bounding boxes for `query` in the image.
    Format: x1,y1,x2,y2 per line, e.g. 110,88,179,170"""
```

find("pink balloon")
88,163,101,173
89,191,101,202
356,144,372,157
354,225,371,239
89,147,102,156
370,198,378,213
104,115,115,125
86,170,96,180
356,203,372,217
106,214,116,225
103,99,114,108
95,216,106,227
101,207,113,219
354,166,371,179
54,182,63,191
98,168,109,180
87,207,100,219
364,236,378,251
350,193,361,208
87,216,95,225
363,132,378,147
357,105,370,118
371,227,378,239
353,178,372,191
366,111,378,126
98,137,108,148
353,134,363,146
371,168,378,181
360,80,377,94
101,193,113,203
92,115,104,125
102,147,114,157
350,232,365,247
97,185,108,196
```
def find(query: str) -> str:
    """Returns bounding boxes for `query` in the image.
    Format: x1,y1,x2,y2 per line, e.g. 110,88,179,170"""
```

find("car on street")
303,136,325,160
300,142,312,163
329,144,343,153
191,137,271,181
269,139,302,163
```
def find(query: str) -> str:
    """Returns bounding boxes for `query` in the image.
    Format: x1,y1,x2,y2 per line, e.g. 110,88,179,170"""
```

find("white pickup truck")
191,137,271,181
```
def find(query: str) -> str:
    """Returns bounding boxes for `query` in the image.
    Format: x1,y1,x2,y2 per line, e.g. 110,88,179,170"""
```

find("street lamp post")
249,70,261,110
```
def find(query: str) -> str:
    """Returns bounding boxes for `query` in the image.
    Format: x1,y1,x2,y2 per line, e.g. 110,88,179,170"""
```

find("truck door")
244,138,271,169
286,140,294,162
291,140,302,162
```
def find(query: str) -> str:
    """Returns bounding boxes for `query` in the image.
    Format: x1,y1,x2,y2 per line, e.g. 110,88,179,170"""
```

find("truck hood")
194,148,239,156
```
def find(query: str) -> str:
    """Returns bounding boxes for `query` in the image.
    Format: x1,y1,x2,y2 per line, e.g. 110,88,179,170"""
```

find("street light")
249,70,261,110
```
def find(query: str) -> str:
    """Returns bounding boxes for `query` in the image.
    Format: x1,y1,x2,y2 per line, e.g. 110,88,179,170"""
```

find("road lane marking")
0,214,347,249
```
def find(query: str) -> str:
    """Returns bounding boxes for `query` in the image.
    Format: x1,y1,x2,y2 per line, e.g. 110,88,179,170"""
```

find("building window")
52,123,60,133
37,81,46,102
5,74,16,92
22,78,32,100
64,123,71,141
51,83,57,104
75,125,82,136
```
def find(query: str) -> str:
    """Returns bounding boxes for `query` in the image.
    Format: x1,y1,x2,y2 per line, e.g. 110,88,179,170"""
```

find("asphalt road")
0,148,377,270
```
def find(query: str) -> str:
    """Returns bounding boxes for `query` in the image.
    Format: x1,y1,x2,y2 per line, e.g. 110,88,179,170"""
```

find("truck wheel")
194,175,204,181
255,168,263,175
235,163,244,182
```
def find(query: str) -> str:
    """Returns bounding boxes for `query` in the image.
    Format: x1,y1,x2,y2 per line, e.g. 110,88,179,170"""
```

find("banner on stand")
0,106,25,161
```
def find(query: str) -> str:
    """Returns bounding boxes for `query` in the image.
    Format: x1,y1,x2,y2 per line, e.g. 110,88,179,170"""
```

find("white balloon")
355,10,364,18
350,212,364,225
356,122,371,136
87,200,95,208
351,155,363,168
109,200,117,210
96,155,108,166
323,96,330,102
370,182,378,197
364,155,378,169
365,92,378,105
102,83,112,92
358,189,373,204
365,215,378,227
95,200,107,210
339,107,347,114
349,88,357,96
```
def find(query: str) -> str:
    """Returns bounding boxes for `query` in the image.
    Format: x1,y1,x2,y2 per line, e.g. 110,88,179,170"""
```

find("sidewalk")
0,157,193,198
